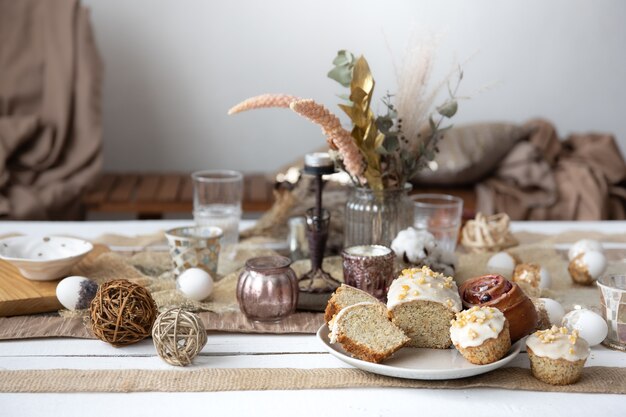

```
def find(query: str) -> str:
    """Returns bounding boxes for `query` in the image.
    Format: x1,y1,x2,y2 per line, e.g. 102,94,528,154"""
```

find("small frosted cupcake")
450,306,511,365
526,326,590,385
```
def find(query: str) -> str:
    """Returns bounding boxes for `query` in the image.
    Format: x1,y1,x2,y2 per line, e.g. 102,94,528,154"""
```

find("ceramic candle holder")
165,226,222,277
341,245,395,301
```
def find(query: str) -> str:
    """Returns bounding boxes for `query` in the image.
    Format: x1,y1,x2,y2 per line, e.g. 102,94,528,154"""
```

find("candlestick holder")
299,153,340,293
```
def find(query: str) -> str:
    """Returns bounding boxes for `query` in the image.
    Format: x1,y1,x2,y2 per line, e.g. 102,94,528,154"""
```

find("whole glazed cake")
387,266,462,348
526,326,590,385
459,274,538,342
450,306,511,365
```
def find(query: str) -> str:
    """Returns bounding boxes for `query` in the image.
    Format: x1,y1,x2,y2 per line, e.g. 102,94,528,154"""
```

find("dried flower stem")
227,94,301,115
290,99,365,178
228,94,365,179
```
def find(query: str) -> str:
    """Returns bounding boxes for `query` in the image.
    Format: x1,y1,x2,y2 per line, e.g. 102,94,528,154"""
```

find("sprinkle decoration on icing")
526,325,590,361
450,306,506,348
387,266,462,312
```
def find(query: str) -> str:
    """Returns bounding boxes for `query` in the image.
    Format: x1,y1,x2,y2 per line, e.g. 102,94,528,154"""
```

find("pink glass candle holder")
237,256,299,322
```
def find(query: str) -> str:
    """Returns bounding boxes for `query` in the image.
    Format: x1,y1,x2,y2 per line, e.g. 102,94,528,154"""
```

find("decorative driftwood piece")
461,212,518,253
152,308,207,366
90,279,158,346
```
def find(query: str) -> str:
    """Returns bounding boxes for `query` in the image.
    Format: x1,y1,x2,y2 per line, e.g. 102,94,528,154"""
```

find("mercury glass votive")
236,256,299,322
341,245,395,301
597,274,626,351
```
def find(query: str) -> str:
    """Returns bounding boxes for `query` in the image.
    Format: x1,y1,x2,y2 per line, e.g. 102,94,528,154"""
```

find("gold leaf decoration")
340,56,383,190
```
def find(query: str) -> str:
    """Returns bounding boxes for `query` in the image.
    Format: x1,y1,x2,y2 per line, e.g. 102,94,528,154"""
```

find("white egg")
486,252,517,278
56,276,98,310
568,239,603,261
539,298,564,325
579,251,608,280
177,268,214,301
562,309,608,346
539,267,551,289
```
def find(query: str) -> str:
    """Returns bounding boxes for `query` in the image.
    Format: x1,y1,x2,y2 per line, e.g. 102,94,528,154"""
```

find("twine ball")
90,279,158,347
152,308,207,366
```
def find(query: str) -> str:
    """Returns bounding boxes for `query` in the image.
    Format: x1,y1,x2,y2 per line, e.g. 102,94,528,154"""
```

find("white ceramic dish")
317,324,523,380
0,236,93,281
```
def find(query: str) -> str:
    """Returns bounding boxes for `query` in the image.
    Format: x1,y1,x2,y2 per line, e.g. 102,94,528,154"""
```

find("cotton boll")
391,227,436,264
56,276,98,310
539,298,565,325
177,268,214,301
486,252,518,278
391,227,456,276
562,309,608,346
568,239,603,261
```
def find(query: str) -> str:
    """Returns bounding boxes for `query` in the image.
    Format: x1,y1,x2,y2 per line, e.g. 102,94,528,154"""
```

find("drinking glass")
192,170,243,246
412,194,463,252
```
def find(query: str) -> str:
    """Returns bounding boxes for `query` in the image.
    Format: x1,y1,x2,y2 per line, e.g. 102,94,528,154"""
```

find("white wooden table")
1,220,625,417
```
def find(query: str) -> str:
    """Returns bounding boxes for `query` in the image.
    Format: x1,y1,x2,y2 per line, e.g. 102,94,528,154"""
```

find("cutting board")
0,244,109,317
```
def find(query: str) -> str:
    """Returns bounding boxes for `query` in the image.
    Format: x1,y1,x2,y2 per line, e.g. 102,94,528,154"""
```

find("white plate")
317,324,523,380
0,236,93,281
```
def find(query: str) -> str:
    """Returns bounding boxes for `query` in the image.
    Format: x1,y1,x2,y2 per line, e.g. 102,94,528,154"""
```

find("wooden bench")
84,172,476,220
83,172,275,219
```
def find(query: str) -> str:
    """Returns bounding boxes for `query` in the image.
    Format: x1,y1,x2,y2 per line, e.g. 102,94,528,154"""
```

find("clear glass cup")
412,193,463,252
192,170,243,246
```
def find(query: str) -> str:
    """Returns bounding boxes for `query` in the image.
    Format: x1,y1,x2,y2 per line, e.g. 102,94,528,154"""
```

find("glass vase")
344,184,413,248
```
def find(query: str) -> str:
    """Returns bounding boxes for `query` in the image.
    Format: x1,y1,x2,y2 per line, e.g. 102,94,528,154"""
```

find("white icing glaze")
526,326,590,361
329,302,377,344
386,266,461,312
450,306,506,348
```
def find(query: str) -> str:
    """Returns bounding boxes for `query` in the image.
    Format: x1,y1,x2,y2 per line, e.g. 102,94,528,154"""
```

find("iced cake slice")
324,284,383,324
387,266,462,348
329,302,409,363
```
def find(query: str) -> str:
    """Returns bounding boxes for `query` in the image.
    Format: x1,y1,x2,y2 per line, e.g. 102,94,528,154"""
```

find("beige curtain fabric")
477,119,626,220
0,0,102,219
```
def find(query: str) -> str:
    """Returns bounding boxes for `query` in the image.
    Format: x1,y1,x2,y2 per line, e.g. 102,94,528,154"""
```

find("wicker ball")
90,279,158,347
152,308,207,366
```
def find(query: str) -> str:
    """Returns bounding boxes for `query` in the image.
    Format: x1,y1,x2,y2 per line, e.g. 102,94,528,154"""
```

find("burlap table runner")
0,367,624,394
1,231,625,340
1,231,625,394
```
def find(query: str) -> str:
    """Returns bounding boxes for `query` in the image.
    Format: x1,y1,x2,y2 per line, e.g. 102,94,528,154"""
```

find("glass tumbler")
192,170,243,246
412,194,463,252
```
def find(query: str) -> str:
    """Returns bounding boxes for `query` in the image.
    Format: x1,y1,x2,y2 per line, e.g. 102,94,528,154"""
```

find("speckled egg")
177,268,214,301
539,298,564,325
568,239,603,261
56,276,99,310
568,250,607,285
486,251,519,278
562,308,608,346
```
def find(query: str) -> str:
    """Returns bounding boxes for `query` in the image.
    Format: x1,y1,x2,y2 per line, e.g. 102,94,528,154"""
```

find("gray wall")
83,0,626,172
